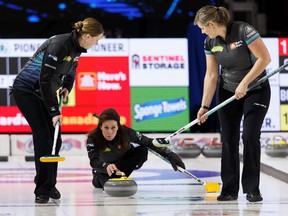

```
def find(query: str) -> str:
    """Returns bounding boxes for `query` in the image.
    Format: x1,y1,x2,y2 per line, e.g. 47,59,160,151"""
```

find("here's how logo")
77,71,127,91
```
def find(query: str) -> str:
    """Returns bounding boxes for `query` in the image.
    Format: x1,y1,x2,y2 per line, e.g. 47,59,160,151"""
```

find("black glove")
167,151,186,171
148,139,185,171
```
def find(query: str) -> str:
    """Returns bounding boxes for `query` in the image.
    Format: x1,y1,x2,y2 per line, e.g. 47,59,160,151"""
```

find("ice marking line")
1,202,285,208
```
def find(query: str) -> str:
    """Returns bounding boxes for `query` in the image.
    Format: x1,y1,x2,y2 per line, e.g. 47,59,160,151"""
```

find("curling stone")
265,144,288,157
265,136,288,157
202,138,222,158
173,138,201,158
104,174,138,197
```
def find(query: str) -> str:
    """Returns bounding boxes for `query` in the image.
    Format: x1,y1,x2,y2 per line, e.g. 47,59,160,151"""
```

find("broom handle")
51,95,64,155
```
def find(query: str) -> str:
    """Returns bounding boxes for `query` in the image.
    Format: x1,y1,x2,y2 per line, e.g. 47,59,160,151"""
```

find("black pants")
217,83,270,194
12,90,61,197
92,146,148,188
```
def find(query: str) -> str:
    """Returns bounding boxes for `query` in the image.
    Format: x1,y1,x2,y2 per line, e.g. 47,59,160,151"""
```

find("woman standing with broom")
11,18,104,204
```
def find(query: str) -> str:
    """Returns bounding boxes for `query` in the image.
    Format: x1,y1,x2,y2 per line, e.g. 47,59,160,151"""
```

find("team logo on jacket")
230,40,243,50
245,26,253,34
104,147,111,152
211,46,223,53
63,56,72,62
245,26,257,38
48,54,57,61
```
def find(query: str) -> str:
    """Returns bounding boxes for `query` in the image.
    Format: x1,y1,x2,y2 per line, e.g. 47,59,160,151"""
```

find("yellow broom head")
205,183,221,193
40,155,65,163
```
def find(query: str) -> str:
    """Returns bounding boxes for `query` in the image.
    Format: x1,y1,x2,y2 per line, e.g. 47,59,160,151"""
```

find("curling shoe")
50,187,61,199
35,195,49,204
246,192,263,202
217,192,238,201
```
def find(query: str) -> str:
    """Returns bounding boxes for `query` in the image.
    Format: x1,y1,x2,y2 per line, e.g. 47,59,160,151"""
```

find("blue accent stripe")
205,50,213,55
246,33,260,45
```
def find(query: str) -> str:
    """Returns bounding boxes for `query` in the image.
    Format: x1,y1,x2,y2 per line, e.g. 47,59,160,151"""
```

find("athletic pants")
217,82,270,194
12,90,61,197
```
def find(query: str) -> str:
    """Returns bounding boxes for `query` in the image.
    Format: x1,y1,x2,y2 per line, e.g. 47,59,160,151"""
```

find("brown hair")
194,5,230,27
74,17,104,37
87,108,129,152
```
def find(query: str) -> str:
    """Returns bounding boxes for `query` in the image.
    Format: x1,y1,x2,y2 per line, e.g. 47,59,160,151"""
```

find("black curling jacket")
12,30,87,117
86,126,170,173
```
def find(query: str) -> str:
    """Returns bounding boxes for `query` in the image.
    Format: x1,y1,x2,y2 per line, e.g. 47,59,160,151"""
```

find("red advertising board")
0,106,31,133
76,56,130,106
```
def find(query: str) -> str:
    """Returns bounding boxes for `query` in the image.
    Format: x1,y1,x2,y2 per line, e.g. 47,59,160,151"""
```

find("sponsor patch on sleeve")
245,26,257,38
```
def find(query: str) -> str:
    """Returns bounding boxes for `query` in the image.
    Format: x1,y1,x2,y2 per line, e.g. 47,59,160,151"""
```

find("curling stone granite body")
265,136,288,157
265,144,288,157
104,176,138,197
202,143,222,157
173,138,201,158
173,144,202,158
201,138,222,158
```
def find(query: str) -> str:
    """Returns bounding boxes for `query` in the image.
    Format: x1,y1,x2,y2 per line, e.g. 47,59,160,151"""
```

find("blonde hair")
74,17,104,37
194,5,230,27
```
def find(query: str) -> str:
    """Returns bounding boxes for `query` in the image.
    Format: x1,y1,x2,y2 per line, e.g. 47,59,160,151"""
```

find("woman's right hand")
197,107,208,125
106,164,120,176
52,115,62,127
59,88,69,101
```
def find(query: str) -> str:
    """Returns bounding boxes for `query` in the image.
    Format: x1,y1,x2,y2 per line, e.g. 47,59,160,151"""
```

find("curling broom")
40,95,65,163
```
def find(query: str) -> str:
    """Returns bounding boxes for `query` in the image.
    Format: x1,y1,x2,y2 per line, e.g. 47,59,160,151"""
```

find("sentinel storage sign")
129,39,189,131
0,38,190,133
129,39,189,86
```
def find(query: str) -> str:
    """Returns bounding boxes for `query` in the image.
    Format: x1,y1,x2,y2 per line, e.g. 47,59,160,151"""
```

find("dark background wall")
0,0,287,39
